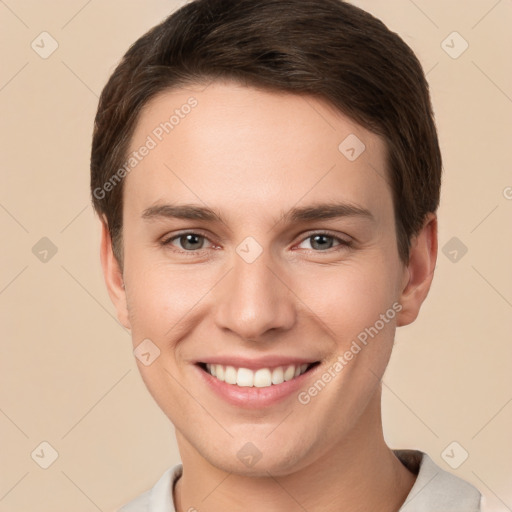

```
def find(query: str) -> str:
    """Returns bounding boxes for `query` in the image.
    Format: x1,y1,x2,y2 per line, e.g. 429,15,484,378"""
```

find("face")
102,81,431,476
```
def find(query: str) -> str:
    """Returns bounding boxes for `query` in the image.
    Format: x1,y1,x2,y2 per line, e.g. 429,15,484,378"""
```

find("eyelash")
160,231,353,255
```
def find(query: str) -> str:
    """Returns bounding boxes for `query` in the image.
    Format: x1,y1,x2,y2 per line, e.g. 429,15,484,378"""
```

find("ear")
99,218,131,329
396,213,438,327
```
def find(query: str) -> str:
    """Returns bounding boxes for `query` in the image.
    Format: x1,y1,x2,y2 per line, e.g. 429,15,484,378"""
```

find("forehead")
124,81,391,223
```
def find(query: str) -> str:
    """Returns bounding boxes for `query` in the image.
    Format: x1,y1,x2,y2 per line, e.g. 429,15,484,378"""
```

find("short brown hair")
90,0,442,267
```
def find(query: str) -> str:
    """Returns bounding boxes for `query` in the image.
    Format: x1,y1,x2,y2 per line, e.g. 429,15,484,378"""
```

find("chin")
198,428,318,478
209,451,307,478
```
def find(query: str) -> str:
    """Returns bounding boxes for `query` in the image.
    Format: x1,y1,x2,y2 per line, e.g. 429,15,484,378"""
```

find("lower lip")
195,364,318,409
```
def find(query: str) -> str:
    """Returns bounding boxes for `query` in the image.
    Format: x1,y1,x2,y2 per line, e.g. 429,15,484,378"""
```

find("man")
90,0,482,510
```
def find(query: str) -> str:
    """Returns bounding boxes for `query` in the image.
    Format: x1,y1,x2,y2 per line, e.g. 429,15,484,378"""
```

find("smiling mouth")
197,362,320,388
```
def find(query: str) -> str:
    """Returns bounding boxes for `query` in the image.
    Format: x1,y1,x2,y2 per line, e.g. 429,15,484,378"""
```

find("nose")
213,248,296,342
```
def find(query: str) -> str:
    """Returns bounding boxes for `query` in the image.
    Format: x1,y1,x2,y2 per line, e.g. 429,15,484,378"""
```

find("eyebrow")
141,201,374,225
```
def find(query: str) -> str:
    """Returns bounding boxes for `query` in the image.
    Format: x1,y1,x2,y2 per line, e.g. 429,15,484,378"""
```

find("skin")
100,81,437,512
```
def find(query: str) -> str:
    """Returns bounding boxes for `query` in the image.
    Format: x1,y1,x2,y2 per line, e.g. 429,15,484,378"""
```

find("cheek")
123,232,402,350
124,257,216,344
294,258,400,340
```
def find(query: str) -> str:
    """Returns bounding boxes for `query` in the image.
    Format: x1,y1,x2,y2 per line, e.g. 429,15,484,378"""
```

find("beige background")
1,0,511,510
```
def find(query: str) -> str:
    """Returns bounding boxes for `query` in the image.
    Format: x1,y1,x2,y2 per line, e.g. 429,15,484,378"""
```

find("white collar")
120,450,481,511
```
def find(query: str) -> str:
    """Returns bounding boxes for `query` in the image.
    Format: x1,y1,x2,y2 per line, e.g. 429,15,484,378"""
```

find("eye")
162,232,212,251
160,231,352,254
297,233,352,251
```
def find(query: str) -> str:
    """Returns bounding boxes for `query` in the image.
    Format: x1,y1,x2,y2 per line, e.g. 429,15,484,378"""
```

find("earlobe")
396,213,438,327
99,219,131,329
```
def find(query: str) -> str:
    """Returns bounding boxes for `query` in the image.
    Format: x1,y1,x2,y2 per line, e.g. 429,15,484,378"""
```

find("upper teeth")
205,363,310,388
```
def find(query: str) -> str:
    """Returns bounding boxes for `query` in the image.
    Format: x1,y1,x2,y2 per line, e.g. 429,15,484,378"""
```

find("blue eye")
298,233,351,251
161,231,352,254
163,233,210,251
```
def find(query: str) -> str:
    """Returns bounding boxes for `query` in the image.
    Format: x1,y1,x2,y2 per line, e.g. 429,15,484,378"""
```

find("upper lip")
197,355,320,370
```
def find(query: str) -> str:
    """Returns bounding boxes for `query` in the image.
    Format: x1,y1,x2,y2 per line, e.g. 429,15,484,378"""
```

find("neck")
173,388,416,512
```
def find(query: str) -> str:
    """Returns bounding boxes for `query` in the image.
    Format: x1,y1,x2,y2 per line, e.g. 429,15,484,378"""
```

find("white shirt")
118,449,482,511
